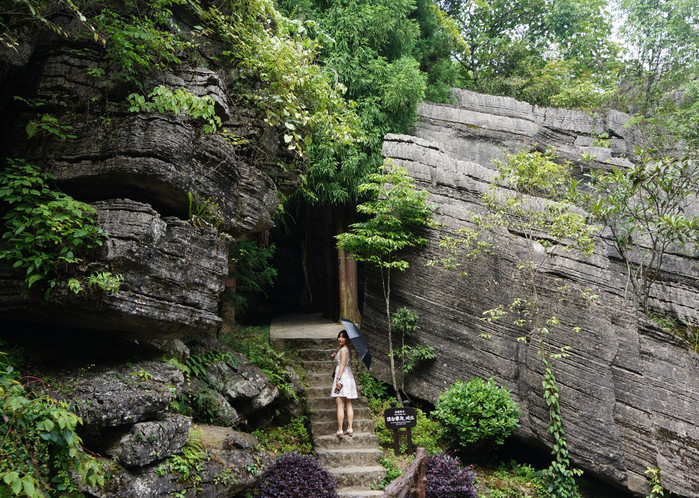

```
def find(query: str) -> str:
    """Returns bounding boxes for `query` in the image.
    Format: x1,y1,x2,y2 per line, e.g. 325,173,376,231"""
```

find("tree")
277,0,461,322
438,0,620,109
336,161,433,401
617,0,699,116
586,150,699,314
392,307,436,392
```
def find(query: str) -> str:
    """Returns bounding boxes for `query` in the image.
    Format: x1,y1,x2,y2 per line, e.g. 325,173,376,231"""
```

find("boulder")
107,414,192,468
184,335,279,420
33,360,183,433
0,199,230,339
85,426,274,498
365,92,699,497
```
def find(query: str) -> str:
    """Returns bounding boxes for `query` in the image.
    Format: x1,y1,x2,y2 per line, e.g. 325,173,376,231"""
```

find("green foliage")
392,307,435,382
203,0,360,159
220,325,300,402
585,151,698,313
187,192,224,231
336,160,433,399
440,0,619,109
358,371,389,403
128,86,222,133
434,378,520,448
0,159,121,299
394,344,436,374
25,114,77,140
277,0,458,209
94,2,192,85
0,341,105,497
540,360,583,497
485,149,598,256
371,398,443,456
156,428,208,485
649,313,698,354
181,350,240,379
479,460,552,497
336,160,433,270
227,241,278,318
251,416,313,456
378,457,404,490
645,467,666,498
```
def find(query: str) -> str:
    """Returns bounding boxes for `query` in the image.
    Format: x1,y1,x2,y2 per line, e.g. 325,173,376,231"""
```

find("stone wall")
362,90,699,496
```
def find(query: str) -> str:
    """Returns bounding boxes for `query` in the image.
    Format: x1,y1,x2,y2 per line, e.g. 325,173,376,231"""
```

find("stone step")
314,432,381,450
271,337,332,349
337,487,385,498
309,406,372,424
316,447,383,467
311,418,375,436
307,396,370,412
329,465,386,489
303,360,338,376
297,348,337,361
306,385,367,399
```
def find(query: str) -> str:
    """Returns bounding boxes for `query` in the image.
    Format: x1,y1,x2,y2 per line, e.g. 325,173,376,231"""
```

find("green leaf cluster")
251,416,313,456
0,159,121,298
585,151,698,312
434,377,520,448
0,341,105,497
541,359,583,497
156,428,208,485
336,161,432,269
278,0,461,208
220,325,301,403
128,86,222,132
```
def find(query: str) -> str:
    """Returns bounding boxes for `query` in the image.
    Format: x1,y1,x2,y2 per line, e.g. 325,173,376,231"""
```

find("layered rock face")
0,9,296,495
363,90,698,496
0,30,294,338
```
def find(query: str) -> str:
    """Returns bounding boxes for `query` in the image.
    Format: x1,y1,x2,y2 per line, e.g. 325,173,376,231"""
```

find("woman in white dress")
331,330,358,437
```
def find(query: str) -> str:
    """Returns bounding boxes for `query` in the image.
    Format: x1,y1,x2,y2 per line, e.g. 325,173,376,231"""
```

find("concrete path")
270,313,386,498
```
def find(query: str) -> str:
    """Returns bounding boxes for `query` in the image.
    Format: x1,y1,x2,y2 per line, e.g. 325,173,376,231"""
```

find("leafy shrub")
252,416,313,456
259,453,338,498
434,378,520,449
487,460,551,497
425,452,477,498
371,399,443,456
0,342,105,496
0,159,121,299
377,457,403,490
220,325,300,402
358,371,389,402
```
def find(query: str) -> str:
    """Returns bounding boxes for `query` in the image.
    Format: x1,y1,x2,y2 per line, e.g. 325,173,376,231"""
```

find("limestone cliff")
0,4,299,495
363,90,698,496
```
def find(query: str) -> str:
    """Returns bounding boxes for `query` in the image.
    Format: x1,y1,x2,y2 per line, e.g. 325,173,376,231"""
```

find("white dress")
331,346,358,399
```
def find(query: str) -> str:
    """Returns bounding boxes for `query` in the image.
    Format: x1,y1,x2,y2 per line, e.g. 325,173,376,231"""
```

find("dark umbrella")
340,318,372,370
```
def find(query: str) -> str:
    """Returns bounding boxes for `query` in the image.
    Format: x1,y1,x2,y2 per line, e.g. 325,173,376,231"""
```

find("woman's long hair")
337,330,351,359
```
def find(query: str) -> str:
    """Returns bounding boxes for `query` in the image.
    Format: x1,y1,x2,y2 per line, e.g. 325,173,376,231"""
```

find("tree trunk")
336,207,361,324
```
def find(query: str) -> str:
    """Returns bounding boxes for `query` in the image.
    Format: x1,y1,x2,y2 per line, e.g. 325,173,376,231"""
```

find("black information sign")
384,406,417,430
384,401,417,455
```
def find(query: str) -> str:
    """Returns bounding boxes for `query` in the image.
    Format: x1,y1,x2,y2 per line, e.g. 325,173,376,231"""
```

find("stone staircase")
295,340,386,497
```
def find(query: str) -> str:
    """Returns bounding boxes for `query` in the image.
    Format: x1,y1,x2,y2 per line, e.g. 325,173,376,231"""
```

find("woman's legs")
335,396,345,433
344,398,354,432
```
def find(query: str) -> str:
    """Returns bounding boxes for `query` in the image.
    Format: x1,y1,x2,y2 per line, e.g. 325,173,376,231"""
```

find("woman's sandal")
345,428,353,437
335,430,343,438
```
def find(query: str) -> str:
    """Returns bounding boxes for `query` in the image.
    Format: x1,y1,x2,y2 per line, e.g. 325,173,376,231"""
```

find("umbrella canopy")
340,318,372,370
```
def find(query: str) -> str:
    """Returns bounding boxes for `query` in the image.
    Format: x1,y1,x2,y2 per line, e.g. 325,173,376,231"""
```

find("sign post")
384,400,417,455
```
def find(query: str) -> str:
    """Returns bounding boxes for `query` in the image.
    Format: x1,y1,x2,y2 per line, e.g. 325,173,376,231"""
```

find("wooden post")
381,447,427,498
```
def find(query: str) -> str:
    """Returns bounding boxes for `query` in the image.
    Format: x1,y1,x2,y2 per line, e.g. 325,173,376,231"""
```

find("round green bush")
434,377,520,449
